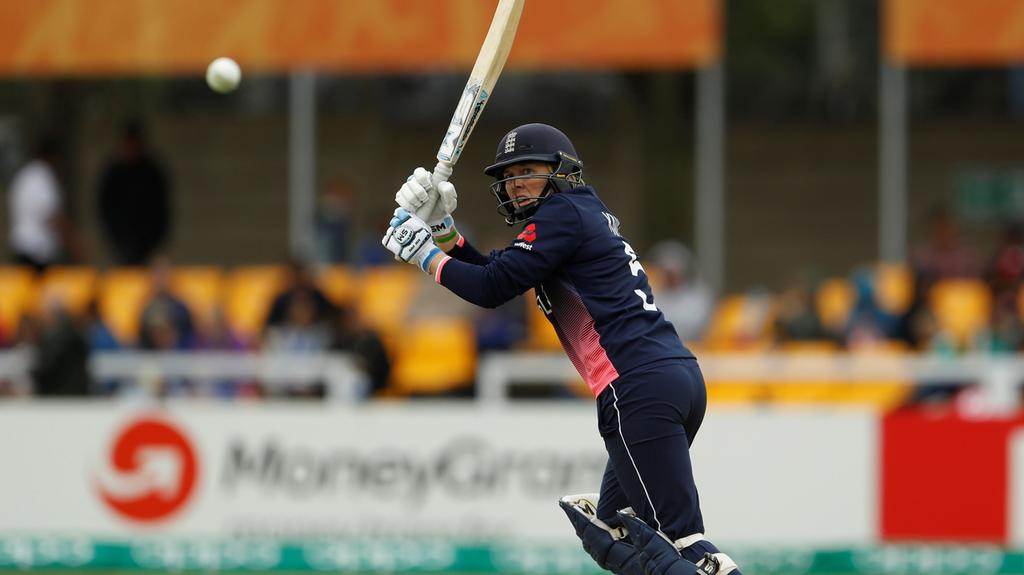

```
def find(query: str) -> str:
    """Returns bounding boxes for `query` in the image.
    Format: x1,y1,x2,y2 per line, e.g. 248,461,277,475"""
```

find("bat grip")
434,160,454,184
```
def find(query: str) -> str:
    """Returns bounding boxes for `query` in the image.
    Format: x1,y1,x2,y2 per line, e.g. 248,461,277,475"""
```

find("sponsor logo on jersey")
517,223,537,243
514,242,533,251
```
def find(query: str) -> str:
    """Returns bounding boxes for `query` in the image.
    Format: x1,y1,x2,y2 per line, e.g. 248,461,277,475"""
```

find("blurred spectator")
986,222,1024,313
646,241,714,342
355,208,399,268
83,299,121,395
975,301,1024,354
265,291,332,352
773,274,827,343
196,305,249,352
7,136,82,271
0,313,39,396
84,299,120,352
314,177,354,264
194,305,260,399
30,297,92,396
330,305,391,397
265,259,337,330
900,208,983,352
911,207,982,290
264,290,332,398
97,120,172,266
843,267,901,347
138,256,194,350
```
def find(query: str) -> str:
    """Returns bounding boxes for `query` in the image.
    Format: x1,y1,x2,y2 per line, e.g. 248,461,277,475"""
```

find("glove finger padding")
559,496,644,575
413,167,434,190
437,181,458,215
396,180,430,211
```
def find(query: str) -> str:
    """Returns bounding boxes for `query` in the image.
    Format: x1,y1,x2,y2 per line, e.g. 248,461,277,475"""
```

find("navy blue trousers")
595,358,707,541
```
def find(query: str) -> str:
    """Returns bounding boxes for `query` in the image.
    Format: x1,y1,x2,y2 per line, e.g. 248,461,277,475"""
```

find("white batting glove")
395,167,458,241
382,208,442,273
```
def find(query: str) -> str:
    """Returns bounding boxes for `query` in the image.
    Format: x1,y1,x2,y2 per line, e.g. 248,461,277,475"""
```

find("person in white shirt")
8,140,75,271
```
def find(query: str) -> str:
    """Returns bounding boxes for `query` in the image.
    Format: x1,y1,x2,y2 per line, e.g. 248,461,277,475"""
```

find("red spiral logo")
95,416,199,523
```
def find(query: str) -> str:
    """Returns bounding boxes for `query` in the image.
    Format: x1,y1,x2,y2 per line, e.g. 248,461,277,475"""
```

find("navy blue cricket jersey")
433,186,695,397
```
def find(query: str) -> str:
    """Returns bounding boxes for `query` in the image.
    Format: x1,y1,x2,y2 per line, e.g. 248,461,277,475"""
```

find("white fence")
477,351,1024,410
0,349,1022,410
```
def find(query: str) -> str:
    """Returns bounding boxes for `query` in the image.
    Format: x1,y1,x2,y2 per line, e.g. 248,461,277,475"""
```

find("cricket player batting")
383,123,740,575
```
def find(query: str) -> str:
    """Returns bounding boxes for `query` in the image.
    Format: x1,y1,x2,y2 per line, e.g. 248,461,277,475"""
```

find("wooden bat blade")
436,0,525,169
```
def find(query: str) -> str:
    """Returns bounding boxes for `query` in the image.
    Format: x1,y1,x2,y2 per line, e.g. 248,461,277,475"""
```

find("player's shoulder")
536,186,600,216
533,189,578,220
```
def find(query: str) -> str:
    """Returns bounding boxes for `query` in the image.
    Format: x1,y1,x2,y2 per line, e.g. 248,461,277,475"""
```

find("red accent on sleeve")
434,255,452,284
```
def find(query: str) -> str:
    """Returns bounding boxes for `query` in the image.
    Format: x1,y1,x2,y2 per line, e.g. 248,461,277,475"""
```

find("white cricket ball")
206,57,241,94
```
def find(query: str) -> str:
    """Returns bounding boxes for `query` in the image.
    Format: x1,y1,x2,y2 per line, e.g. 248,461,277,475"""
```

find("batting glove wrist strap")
419,246,442,273
431,215,459,243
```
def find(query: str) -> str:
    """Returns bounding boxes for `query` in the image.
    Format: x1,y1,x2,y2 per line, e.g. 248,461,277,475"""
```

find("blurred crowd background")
2,0,1024,406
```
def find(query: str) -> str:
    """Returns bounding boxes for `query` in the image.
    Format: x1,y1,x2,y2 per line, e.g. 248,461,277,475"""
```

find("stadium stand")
0,258,1017,406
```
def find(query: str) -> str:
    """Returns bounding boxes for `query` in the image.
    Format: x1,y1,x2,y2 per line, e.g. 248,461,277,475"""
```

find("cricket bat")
434,0,525,181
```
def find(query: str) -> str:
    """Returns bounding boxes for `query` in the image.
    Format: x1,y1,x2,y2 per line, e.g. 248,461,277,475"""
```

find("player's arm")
385,194,581,308
428,195,582,308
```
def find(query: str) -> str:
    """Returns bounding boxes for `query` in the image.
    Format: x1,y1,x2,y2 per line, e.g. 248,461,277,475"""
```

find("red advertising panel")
881,409,1024,543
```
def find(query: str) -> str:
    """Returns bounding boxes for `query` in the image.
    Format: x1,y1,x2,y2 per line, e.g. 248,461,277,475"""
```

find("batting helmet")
484,123,585,225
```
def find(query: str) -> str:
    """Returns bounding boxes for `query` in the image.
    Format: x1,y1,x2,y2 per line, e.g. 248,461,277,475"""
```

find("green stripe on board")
0,537,1019,574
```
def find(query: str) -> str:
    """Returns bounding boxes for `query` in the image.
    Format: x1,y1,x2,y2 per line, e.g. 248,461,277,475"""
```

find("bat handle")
434,160,454,185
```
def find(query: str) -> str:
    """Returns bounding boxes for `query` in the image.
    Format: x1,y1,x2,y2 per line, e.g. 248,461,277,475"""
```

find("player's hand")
395,167,458,238
382,208,442,273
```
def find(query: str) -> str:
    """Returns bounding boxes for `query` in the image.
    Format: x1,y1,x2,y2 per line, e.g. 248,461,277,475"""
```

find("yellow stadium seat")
98,268,151,343
171,267,224,326
875,263,914,315
223,265,286,341
317,265,359,308
0,267,36,337
524,290,562,351
928,279,992,347
815,278,855,333
390,317,477,395
36,266,98,316
354,266,417,340
701,294,774,351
